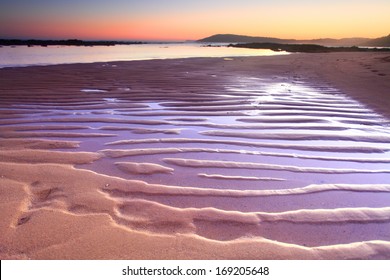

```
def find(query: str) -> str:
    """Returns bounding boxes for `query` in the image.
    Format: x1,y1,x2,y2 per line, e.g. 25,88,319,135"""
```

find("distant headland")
199,33,390,47
228,42,390,53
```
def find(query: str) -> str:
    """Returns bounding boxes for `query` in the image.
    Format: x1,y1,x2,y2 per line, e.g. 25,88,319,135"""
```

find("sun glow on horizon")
0,0,389,41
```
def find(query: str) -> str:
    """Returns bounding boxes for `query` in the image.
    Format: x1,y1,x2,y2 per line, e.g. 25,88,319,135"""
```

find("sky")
0,0,389,41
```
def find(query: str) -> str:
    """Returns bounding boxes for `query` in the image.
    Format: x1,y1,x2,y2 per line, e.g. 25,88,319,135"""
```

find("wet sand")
0,52,390,259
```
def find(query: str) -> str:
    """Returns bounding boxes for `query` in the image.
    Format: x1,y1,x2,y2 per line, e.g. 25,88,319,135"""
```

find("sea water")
0,43,286,68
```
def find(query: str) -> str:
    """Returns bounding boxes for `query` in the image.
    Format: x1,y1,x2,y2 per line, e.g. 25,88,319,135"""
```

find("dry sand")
0,52,390,259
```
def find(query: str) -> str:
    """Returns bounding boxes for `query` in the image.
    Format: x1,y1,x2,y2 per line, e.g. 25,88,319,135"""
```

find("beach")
1,52,390,260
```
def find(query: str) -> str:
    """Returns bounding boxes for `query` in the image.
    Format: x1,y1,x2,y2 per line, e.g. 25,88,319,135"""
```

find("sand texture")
1,53,390,259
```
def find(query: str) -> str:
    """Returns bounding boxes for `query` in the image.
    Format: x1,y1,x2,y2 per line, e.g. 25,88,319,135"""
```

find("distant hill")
198,34,294,44
363,34,390,47
198,34,390,47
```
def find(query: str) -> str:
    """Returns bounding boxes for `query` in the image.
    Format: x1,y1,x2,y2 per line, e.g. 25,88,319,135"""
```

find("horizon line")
1,32,388,42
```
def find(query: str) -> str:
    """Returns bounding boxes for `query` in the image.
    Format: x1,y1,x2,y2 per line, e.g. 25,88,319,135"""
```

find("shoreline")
229,42,390,53
1,52,390,259
0,39,145,47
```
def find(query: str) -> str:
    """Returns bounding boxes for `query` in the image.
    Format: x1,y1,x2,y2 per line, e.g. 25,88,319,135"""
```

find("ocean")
0,43,286,68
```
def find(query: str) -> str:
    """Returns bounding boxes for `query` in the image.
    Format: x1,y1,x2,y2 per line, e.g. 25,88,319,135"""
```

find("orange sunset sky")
0,0,389,41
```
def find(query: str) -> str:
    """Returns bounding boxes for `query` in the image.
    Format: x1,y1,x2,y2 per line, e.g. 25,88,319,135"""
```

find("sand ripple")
1,57,390,259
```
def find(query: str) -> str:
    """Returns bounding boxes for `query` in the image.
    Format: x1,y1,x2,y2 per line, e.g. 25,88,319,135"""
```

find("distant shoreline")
229,42,390,53
0,39,145,47
199,33,390,47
